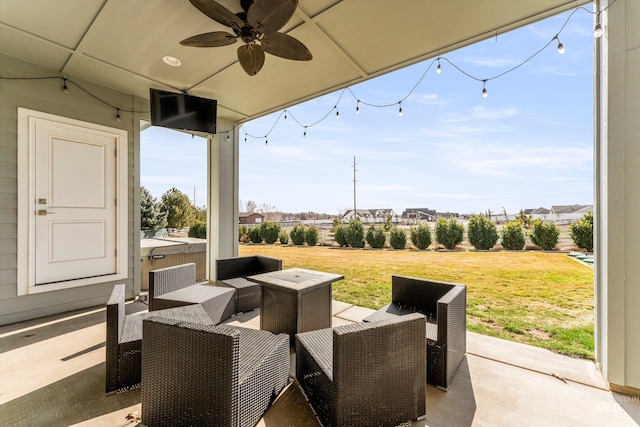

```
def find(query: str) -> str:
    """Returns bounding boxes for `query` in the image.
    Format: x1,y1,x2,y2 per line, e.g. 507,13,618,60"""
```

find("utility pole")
353,156,357,216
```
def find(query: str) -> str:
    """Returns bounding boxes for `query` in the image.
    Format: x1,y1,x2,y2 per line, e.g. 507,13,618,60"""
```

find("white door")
33,121,117,285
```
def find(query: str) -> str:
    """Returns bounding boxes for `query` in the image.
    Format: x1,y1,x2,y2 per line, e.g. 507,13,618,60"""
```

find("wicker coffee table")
248,268,344,344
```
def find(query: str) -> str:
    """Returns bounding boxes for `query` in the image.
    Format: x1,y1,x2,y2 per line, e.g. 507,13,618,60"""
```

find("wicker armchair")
105,284,212,394
295,313,427,427
216,255,282,313
141,316,290,427
149,263,235,324
363,275,467,390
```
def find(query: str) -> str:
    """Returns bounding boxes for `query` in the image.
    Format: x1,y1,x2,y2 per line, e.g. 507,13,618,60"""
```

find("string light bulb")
555,36,565,54
244,135,247,143
303,127,307,138
482,80,488,98
398,102,403,117
227,133,230,142
436,58,442,74
593,23,603,38
116,109,121,122
593,12,603,38
265,138,268,146
63,78,69,94
356,101,360,114
284,111,287,120
335,107,339,119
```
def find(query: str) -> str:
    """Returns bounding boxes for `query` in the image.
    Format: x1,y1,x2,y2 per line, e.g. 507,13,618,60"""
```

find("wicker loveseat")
215,255,282,313
149,263,235,324
363,275,467,390
296,313,427,427
105,284,213,394
141,315,290,427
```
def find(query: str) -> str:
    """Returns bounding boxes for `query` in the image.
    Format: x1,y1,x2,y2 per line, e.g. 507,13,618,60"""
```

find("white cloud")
471,105,518,120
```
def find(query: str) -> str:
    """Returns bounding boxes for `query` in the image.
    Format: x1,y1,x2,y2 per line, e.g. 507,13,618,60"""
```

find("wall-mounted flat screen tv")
150,88,217,134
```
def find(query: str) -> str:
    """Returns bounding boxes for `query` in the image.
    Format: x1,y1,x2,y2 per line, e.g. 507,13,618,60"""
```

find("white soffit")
0,0,588,123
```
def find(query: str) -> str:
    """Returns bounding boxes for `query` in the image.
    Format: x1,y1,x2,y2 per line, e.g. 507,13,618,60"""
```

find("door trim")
17,108,128,295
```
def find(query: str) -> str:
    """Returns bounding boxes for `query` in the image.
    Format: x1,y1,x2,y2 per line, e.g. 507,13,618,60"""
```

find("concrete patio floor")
1,299,638,427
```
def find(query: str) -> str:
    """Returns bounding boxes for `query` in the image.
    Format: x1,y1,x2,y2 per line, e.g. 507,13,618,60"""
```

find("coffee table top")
248,268,344,292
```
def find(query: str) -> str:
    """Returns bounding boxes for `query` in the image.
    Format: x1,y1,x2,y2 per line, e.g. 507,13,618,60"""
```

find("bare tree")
246,200,257,214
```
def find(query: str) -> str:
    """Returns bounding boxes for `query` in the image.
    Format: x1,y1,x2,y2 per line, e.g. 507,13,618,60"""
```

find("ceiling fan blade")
237,44,265,76
180,31,238,47
248,0,298,34
262,32,312,61
189,0,244,29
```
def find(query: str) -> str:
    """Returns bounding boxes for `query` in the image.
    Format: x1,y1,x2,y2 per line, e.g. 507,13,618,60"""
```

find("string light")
303,127,307,138
6,3,610,147
594,11,603,38
554,35,565,54
593,23,603,38
227,133,230,141
265,138,268,145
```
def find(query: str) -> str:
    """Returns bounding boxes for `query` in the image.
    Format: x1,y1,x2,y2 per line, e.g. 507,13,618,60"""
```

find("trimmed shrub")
333,223,348,247
366,225,386,249
467,214,499,250
278,230,289,245
435,217,464,250
290,225,306,245
188,221,206,239
569,212,593,251
501,221,525,250
305,226,319,247
345,219,365,248
259,221,281,244
247,226,262,243
410,223,432,250
389,227,407,249
529,219,560,250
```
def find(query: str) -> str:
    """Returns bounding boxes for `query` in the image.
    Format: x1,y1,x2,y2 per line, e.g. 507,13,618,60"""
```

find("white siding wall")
596,0,640,390
0,54,139,325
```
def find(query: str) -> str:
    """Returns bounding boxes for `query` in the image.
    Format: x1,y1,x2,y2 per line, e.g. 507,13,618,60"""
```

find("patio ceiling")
0,0,586,124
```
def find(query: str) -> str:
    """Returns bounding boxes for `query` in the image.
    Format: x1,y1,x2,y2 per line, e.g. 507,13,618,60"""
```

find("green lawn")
239,245,594,359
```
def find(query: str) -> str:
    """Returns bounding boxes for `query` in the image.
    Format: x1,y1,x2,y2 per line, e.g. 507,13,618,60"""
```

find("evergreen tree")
161,187,196,229
140,186,167,230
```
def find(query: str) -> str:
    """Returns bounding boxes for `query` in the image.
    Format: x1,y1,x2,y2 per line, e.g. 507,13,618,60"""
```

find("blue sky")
142,8,594,216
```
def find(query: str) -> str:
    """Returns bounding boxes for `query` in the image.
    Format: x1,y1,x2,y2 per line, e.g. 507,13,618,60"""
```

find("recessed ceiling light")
162,56,181,67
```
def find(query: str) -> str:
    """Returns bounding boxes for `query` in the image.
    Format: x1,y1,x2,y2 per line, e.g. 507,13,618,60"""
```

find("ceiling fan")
181,0,312,76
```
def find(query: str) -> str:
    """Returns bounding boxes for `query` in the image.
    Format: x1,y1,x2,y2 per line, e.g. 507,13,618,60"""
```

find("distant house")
402,208,436,222
239,212,264,225
524,207,551,215
551,204,593,214
342,208,396,223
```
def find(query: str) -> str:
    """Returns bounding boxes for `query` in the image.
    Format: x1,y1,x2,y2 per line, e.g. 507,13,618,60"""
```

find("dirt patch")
529,328,552,341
